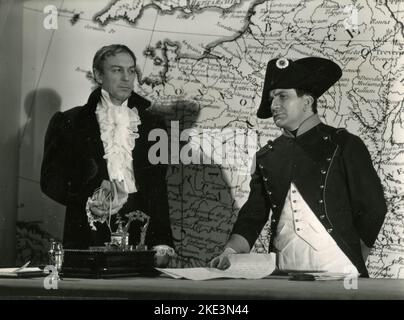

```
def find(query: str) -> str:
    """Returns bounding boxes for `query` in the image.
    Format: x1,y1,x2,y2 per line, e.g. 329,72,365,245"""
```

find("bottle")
49,240,64,271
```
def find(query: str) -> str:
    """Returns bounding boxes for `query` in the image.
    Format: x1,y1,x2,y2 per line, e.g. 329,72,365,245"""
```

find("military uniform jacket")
40,88,173,249
232,119,387,277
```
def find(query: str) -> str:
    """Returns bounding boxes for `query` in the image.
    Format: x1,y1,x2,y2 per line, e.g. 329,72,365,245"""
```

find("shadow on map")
152,101,238,267
17,88,63,265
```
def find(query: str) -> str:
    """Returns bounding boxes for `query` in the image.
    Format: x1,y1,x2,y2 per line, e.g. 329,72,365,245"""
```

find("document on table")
156,253,276,280
0,267,44,278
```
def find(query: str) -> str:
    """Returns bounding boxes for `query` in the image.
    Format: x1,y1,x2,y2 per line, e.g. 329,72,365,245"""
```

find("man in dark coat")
210,57,387,277
41,45,173,255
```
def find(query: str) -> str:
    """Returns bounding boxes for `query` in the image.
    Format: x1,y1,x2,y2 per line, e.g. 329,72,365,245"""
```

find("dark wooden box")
61,249,157,278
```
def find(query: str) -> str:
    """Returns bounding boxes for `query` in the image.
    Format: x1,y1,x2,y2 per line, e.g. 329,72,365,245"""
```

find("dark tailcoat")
41,88,173,249
232,123,387,277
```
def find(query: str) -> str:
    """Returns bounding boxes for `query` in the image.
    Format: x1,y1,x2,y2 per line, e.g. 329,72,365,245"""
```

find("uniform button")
258,164,264,169
295,219,299,222
67,181,72,187
268,145,273,149
267,191,272,195
320,185,324,189
318,199,324,204
293,210,298,213
292,200,297,203
323,136,329,141
263,176,268,181
321,169,326,175
296,228,301,231
272,219,276,223
292,190,296,193
273,204,277,208
327,228,333,233
326,157,332,162
320,215,325,219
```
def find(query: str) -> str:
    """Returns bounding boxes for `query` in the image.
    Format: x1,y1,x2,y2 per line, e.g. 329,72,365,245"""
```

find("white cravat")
95,89,141,193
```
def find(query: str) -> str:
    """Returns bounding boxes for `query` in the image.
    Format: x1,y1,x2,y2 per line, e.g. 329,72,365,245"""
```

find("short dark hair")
295,88,318,114
93,44,136,74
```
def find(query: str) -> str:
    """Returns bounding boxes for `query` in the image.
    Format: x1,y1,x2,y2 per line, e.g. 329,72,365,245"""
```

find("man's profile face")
96,52,135,105
270,88,307,131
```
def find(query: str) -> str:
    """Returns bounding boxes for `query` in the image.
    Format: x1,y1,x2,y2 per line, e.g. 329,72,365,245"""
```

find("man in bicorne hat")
210,57,387,277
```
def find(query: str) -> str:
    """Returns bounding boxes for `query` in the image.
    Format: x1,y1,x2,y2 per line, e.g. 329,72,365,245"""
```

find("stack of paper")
156,253,276,280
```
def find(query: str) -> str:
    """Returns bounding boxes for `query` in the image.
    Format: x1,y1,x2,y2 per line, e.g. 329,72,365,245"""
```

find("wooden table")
0,275,403,300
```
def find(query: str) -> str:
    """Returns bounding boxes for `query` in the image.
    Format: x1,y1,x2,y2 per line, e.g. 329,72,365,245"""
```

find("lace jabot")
95,89,141,193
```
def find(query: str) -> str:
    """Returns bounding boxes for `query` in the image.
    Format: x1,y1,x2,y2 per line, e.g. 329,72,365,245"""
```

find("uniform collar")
283,114,321,138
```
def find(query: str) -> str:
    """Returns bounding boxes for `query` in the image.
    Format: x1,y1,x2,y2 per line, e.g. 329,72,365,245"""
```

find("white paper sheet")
0,267,44,277
156,253,276,280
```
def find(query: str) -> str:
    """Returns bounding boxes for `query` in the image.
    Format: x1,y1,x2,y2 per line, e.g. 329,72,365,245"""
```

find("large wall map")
18,0,403,277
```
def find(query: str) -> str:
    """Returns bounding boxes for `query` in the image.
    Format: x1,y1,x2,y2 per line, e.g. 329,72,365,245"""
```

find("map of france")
18,0,403,277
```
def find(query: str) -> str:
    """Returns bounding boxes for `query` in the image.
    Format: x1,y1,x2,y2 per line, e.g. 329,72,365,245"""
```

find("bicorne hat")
257,57,342,119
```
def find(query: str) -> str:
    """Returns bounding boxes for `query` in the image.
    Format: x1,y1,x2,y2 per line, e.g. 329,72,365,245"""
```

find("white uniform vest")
273,183,358,273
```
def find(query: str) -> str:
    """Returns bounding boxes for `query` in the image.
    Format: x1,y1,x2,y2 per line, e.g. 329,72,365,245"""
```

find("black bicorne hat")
256,57,342,119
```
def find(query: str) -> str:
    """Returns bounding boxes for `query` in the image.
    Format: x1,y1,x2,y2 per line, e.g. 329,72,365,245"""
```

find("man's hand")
155,253,170,268
88,199,109,217
209,247,237,270
88,199,120,217
88,180,127,217
88,197,121,217
153,245,176,268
